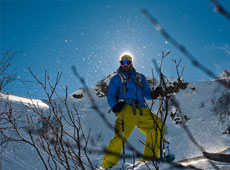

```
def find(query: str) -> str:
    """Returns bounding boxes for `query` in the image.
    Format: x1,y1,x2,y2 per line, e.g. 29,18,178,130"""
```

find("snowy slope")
1,77,230,170
0,92,49,109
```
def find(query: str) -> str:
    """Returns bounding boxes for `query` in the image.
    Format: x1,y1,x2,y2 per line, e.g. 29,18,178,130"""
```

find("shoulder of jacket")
137,72,146,79
115,72,127,83
110,74,122,82
135,72,144,81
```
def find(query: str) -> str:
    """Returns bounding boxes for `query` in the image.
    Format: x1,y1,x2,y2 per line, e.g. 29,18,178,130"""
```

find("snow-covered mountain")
0,92,49,109
1,75,230,170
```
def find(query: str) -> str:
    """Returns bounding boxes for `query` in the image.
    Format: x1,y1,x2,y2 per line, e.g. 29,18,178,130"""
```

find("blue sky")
1,0,230,98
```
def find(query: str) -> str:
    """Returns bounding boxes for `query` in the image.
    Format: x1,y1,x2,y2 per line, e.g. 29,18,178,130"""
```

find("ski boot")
162,154,175,162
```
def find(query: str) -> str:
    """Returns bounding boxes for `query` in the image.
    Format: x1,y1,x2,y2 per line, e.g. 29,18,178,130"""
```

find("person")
101,53,164,169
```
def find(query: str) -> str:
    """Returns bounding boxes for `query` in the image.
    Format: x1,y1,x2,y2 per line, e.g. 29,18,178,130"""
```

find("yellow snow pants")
101,104,164,169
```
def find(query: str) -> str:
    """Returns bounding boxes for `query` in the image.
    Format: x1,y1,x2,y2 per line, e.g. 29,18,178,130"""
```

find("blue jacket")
107,67,152,109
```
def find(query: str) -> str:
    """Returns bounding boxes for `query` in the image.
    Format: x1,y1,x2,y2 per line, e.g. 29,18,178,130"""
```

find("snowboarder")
101,53,164,169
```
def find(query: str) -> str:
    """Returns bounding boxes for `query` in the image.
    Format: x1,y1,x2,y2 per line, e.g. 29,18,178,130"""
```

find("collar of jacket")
117,66,136,76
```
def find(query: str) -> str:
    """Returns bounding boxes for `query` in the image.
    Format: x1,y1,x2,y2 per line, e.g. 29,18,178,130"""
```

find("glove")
151,86,164,99
112,101,125,113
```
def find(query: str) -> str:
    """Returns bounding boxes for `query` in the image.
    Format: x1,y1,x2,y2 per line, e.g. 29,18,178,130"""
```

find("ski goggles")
120,60,132,65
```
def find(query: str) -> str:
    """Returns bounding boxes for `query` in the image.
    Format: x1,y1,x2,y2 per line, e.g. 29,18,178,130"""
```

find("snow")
1,78,230,170
0,92,49,110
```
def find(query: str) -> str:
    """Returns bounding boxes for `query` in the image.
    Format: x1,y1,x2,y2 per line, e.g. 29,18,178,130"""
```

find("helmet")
120,54,133,65
120,54,133,61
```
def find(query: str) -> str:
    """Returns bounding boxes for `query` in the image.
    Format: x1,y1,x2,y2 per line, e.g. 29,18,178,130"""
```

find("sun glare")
119,51,134,61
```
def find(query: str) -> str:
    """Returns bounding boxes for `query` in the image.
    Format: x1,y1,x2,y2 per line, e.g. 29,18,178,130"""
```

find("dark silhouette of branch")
142,9,229,89
71,66,115,131
0,51,19,92
210,0,230,20
172,59,185,78
152,53,220,169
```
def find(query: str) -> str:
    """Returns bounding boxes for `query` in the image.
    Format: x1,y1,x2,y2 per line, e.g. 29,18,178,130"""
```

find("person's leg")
101,105,138,168
137,108,164,161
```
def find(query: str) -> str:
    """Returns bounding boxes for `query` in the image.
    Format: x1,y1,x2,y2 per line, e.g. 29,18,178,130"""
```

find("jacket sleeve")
141,74,152,100
107,75,120,108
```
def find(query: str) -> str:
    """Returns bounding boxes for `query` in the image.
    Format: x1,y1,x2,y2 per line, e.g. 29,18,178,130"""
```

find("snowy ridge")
71,72,117,98
0,92,49,109
1,79,230,170
71,73,157,99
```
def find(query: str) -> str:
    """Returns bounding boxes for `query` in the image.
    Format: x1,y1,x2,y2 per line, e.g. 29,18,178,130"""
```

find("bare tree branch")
210,0,230,20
